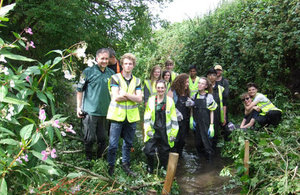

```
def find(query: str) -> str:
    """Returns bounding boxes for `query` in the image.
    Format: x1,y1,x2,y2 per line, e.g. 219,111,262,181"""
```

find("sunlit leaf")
20,124,34,140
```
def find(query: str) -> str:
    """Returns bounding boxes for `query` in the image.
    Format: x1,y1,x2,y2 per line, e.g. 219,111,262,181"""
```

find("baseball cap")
214,64,223,71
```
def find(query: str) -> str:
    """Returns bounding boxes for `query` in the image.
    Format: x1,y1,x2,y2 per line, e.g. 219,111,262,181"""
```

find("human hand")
208,124,214,138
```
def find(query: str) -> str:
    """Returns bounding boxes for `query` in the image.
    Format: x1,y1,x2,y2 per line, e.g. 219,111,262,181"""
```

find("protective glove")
190,116,195,131
147,131,154,138
208,124,214,138
170,136,176,142
176,108,183,121
185,98,195,107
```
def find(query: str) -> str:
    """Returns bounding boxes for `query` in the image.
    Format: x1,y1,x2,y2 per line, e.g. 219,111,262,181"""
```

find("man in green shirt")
77,48,115,161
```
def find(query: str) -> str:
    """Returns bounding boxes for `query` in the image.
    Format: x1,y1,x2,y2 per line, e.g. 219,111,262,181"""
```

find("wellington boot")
122,163,137,177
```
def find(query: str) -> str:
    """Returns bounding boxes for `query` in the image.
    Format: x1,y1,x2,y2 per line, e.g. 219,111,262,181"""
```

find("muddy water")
175,133,237,195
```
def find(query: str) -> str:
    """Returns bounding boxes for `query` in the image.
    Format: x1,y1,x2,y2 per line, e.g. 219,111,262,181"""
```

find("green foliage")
221,107,300,194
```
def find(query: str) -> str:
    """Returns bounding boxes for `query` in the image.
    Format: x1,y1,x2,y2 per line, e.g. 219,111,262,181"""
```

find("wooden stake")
244,140,250,175
162,152,179,195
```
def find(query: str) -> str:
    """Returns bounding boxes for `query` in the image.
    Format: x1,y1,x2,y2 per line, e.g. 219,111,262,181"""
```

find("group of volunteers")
76,48,282,176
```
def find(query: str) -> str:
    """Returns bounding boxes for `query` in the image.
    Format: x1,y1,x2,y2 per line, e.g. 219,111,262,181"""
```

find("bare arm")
245,101,259,115
240,118,255,129
76,92,84,118
210,110,214,124
222,106,227,126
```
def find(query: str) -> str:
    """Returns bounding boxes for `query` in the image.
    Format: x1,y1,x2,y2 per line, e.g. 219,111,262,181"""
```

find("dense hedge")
134,0,300,113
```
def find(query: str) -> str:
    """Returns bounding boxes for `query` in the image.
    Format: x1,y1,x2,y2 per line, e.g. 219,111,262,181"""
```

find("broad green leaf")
46,126,54,146
18,40,26,48
273,139,281,146
0,3,16,17
12,32,21,39
45,91,55,102
2,97,29,105
54,128,63,143
67,172,82,179
0,38,4,46
0,86,8,101
0,178,7,195
36,91,48,104
52,57,62,66
31,151,55,166
0,127,16,136
0,139,19,145
20,124,34,140
0,50,35,62
24,66,40,75
45,49,63,56
30,132,41,146
34,165,59,176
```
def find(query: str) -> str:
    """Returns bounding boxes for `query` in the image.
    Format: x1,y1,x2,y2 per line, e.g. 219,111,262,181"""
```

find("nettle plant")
0,4,94,194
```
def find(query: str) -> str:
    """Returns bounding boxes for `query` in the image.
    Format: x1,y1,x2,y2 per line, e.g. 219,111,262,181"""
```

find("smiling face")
216,69,222,77
248,86,258,98
122,58,134,73
189,68,197,78
96,52,109,69
156,82,166,96
207,73,217,83
243,94,252,106
163,72,171,82
198,78,208,91
153,68,161,80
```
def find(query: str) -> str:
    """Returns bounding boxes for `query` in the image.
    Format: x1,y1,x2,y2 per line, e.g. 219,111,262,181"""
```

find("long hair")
199,77,213,94
162,70,171,82
171,73,190,96
150,65,161,84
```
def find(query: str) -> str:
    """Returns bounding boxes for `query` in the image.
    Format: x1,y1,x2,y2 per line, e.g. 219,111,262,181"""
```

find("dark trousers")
82,115,108,158
256,110,282,127
174,119,188,156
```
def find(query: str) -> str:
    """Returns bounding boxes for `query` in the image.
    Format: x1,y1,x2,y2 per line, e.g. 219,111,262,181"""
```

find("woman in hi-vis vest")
143,80,178,173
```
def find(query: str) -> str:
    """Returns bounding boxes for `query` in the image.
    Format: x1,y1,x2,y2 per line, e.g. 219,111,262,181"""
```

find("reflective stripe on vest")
144,80,157,96
106,73,140,123
189,76,200,97
144,96,179,147
218,85,225,123
256,93,281,116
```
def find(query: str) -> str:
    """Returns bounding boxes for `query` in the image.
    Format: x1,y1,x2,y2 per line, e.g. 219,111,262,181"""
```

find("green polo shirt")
77,64,114,116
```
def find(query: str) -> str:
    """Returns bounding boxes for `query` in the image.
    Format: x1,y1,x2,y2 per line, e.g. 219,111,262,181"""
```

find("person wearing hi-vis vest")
165,59,178,83
106,53,142,177
143,80,179,173
245,82,282,127
188,65,200,98
207,68,227,146
192,77,217,159
76,48,115,161
144,65,161,105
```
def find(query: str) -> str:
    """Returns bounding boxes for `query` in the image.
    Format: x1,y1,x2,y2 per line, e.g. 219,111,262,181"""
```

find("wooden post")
162,153,179,195
244,140,249,175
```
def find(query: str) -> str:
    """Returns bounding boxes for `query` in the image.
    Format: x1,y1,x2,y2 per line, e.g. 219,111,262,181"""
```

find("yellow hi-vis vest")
144,80,157,96
106,73,141,123
171,71,178,82
144,96,179,148
255,93,282,116
217,85,225,123
189,76,200,98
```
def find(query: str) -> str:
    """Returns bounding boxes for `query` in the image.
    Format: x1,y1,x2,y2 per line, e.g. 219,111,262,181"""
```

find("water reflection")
176,133,236,195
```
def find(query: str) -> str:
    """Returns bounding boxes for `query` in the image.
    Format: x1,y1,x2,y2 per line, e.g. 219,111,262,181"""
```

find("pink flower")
52,120,61,128
26,75,30,83
39,109,46,121
24,27,33,35
22,154,29,162
41,150,48,161
51,149,57,158
26,41,35,50
66,125,76,134
16,157,22,164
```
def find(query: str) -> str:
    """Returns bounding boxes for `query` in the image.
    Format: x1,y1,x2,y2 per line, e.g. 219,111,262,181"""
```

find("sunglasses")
242,97,250,101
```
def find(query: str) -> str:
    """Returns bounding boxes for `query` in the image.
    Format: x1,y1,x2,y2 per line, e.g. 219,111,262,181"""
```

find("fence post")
244,140,250,175
162,152,179,195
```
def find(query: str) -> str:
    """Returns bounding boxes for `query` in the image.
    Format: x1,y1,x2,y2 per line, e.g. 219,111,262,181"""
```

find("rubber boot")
122,163,137,177
97,142,106,159
108,165,114,176
146,156,154,174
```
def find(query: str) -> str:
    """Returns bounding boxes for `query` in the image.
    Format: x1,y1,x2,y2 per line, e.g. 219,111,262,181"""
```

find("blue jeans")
107,120,136,166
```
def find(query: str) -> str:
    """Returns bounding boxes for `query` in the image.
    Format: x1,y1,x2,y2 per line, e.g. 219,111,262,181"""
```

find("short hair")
240,92,250,100
120,53,136,66
156,80,167,88
165,59,174,67
247,82,258,89
107,48,116,58
96,48,109,57
206,67,217,76
189,64,197,71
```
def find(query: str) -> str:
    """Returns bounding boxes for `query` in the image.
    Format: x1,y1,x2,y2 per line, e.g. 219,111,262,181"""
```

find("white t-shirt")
253,93,269,103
